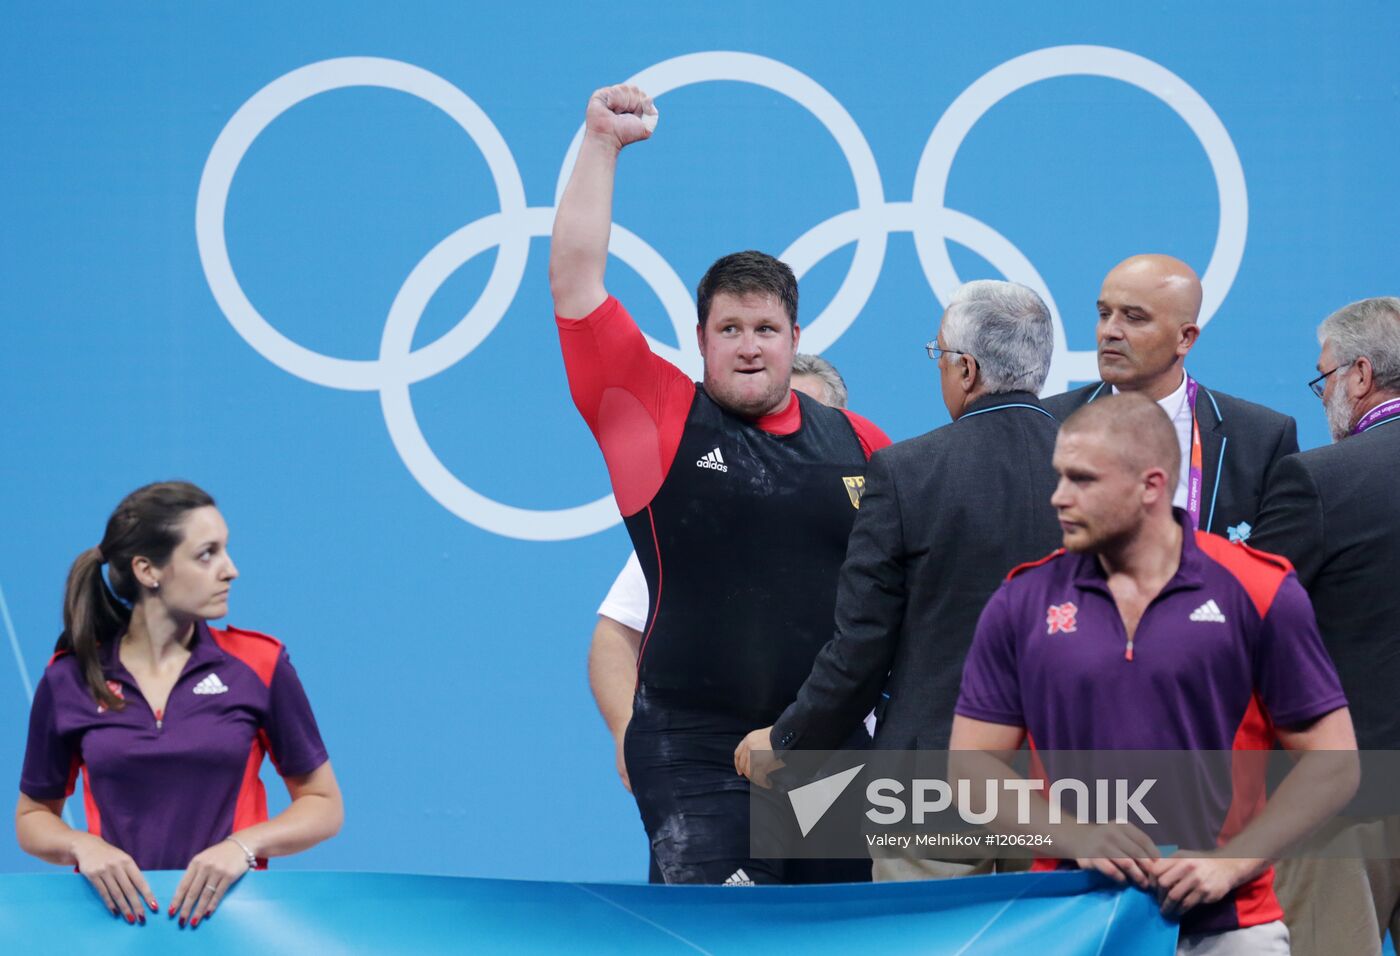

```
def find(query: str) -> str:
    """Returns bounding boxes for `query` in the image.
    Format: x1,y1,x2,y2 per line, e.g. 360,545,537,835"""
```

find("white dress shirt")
1113,371,1192,509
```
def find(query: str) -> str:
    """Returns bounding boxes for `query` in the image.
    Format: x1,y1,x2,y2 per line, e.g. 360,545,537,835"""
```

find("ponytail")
55,480,216,709
58,547,130,711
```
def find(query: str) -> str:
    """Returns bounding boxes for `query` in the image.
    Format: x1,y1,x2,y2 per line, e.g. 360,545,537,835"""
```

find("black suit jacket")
1248,414,1400,750
1041,380,1298,537
772,391,1064,753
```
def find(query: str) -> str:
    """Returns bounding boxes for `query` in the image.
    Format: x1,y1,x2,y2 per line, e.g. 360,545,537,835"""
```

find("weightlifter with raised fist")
549,84,888,885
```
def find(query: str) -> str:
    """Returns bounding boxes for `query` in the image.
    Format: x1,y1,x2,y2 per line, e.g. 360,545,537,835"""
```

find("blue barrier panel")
0,870,1176,953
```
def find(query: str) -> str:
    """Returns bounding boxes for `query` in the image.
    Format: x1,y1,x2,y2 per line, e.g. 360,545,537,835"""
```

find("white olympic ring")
911,45,1247,387
196,48,1247,542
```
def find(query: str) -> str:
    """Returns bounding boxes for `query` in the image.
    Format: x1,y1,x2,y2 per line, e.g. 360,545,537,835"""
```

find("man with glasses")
1042,254,1298,542
1251,296,1400,956
735,279,1062,880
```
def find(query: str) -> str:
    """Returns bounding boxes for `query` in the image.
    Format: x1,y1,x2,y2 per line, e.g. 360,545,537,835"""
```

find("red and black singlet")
558,296,889,724
627,387,873,722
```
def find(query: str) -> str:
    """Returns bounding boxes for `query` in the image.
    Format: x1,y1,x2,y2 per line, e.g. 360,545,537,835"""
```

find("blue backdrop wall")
3,3,1397,879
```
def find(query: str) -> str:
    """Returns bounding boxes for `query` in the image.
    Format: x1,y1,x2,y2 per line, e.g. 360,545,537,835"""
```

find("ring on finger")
201,885,218,895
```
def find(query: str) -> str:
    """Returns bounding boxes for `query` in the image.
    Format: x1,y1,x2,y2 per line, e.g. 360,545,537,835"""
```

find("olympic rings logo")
195,48,1246,542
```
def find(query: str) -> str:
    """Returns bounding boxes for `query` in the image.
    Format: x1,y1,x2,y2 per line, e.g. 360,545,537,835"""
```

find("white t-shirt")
596,551,877,736
1114,371,1192,510
596,552,648,632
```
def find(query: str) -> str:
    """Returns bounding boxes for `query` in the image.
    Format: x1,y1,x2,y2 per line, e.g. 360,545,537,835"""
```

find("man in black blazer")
1249,296,1400,956
734,279,1063,877
1042,254,1297,539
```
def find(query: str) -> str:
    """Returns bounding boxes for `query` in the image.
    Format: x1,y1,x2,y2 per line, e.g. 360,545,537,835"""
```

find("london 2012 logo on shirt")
96,680,124,714
1046,603,1078,635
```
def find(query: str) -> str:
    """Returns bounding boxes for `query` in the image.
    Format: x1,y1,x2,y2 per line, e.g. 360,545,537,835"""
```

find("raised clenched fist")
585,84,658,150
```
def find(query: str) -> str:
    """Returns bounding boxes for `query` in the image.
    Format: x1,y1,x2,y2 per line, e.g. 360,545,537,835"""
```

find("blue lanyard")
959,402,1058,422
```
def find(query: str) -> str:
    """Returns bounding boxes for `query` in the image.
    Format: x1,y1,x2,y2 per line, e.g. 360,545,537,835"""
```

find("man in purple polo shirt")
951,393,1357,955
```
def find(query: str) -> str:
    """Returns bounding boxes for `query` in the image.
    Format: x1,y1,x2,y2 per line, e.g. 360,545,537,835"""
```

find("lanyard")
1351,396,1400,435
1104,376,1205,529
1184,377,1204,530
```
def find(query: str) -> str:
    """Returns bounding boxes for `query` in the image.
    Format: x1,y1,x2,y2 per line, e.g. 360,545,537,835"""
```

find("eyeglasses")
1307,362,1352,399
925,342,970,362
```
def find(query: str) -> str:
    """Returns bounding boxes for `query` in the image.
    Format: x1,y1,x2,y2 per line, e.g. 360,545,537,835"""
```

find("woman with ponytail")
16,481,342,927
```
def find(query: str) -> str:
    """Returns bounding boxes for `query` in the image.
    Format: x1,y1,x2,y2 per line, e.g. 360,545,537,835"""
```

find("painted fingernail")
138,915,146,925
179,918,186,928
191,917,200,928
148,897,158,911
168,905,176,917
125,912,134,924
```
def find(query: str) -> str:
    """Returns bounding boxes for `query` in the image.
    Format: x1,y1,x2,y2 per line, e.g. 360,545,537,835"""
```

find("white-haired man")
737,279,1064,880
1252,296,1400,956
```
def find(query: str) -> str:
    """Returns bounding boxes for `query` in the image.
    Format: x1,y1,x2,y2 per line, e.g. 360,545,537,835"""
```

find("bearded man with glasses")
1251,296,1400,956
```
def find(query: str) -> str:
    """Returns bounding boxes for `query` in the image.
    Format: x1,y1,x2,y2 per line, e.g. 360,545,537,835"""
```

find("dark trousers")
626,689,870,886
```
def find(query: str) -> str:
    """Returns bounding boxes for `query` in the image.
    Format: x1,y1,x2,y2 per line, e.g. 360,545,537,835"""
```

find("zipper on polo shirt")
106,679,165,731
1104,606,1138,664
1118,588,1186,663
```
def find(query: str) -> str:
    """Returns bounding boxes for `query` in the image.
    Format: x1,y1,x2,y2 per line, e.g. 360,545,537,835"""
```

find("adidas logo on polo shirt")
722,868,754,886
696,448,728,472
1189,600,1227,624
193,673,229,695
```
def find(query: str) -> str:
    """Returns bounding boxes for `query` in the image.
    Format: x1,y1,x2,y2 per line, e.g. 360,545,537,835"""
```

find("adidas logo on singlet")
696,447,728,472
1189,600,1227,624
722,868,754,886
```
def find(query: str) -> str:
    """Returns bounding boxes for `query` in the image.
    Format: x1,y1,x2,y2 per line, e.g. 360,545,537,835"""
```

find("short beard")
703,373,790,419
1063,510,1141,557
1324,384,1356,442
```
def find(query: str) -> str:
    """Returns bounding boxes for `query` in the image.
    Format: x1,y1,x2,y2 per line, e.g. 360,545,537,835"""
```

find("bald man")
952,393,1355,954
1042,255,1297,540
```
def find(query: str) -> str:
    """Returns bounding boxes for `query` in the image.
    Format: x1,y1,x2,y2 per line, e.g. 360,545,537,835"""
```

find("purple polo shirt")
20,622,328,870
956,512,1347,933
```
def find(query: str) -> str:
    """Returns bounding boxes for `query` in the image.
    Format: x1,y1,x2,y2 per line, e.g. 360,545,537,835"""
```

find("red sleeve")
840,409,892,460
556,297,695,516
